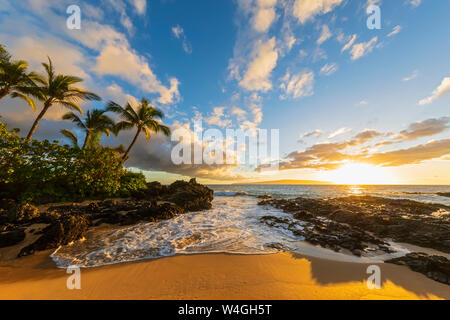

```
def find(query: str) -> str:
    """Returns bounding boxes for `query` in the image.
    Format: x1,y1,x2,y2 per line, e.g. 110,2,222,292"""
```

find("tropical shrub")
0,120,145,203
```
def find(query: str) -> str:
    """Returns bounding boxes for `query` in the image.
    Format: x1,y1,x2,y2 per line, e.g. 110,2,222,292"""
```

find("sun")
319,162,398,185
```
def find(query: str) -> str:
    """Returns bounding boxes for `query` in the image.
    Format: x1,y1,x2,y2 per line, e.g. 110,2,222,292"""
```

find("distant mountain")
234,180,332,185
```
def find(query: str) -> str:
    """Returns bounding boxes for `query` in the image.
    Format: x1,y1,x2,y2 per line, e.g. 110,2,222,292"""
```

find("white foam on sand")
51,196,415,268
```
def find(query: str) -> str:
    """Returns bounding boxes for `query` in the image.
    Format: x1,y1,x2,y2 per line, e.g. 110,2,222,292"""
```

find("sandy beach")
0,251,448,300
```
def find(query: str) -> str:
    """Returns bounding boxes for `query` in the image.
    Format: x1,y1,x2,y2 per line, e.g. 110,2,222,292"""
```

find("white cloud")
130,0,147,15
403,70,419,82
204,107,232,128
172,25,192,54
387,25,402,37
292,0,343,24
408,0,422,8
252,0,278,32
328,127,352,139
239,37,279,92
341,34,357,52
419,77,450,105
349,36,378,60
320,63,338,76
317,25,332,45
280,71,314,99
93,44,180,104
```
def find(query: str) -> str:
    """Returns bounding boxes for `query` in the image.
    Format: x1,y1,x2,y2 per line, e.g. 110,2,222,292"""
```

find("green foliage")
0,120,146,204
118,171,148,197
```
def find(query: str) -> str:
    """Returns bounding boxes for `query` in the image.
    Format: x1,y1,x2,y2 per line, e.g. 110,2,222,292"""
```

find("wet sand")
0,251,448,300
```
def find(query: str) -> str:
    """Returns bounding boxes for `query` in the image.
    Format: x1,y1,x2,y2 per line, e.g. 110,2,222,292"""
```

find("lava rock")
0,229,25,248
7,203,40,222
386,252,450,285
19,214,89,257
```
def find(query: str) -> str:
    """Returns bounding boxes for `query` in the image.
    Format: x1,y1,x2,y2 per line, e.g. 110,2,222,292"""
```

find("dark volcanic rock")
1,179,213,258
437,192,450,198
386,252,450,285
167,178,214,211
7,203,40,222
259,196,450,254
0,229,25,248
19,214,89,257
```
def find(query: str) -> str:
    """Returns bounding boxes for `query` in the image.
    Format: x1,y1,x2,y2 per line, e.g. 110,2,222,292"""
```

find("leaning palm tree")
25,57,101,143
62,109,114,149
0,58,43,111
107,98,171,162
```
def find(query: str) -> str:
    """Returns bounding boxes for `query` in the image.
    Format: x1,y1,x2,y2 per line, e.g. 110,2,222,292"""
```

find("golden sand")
0,251,448,300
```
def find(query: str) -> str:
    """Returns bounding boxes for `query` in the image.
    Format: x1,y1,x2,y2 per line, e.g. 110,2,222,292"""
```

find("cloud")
252,0,278,32
172,25,192,54
130,0,147,15
349,36,378,60
328,127,352,139
408,0,422,8
391,117,450,141
239,37,279,92
292,0,344,24
273,118,450,171
341,34,357,52
93,44,180,104
403,70,419,82
204,107,232,128
418,77,450,105
317,25,332,45
364,139,450,167
280,71,314,99
298,129,323,143
320,63,338,76
387,25,402,37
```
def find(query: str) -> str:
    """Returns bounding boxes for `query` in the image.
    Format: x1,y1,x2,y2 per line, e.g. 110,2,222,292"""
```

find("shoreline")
0,251,449,300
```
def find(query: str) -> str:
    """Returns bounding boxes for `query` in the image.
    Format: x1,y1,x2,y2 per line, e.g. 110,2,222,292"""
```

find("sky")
0,0,449,185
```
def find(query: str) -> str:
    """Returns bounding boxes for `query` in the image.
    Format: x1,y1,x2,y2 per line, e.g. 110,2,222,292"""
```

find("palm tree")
0,57,43,111
0,44,11,63
25,57,101,143
62,109,114,149
60,129,79,148
107,98,171,162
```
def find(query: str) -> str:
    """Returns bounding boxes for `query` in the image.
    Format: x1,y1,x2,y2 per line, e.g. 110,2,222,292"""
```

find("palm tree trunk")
26,102,50,143
82,130,91,149
122,127,141,162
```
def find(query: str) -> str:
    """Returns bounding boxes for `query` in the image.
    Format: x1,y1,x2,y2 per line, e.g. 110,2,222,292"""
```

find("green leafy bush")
0,120,146,203
118,171,148,197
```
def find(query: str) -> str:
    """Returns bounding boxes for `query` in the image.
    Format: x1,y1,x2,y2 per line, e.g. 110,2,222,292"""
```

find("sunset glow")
320,163,398,185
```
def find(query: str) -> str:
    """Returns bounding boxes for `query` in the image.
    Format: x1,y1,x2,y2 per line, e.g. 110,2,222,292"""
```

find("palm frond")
60,129,79,148
10,91,37,112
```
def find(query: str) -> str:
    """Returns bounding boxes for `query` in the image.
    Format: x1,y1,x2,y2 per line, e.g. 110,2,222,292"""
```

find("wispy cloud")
419,77,450,105
172,25,192,54
387,25,402,37
402,70,419,81
349,36,378,60
317,25,332,45
320,63,338,76
280,70,314,99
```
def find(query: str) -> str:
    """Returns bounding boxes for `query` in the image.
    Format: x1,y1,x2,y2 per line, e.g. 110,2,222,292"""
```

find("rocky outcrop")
166,178,214,211
130,179,213,212
259,196,450,254
386,252,450,285
18,214,89,257
0,179,213,258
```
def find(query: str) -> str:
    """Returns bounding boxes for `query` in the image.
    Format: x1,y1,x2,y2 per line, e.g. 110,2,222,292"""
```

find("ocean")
51,185,450,268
